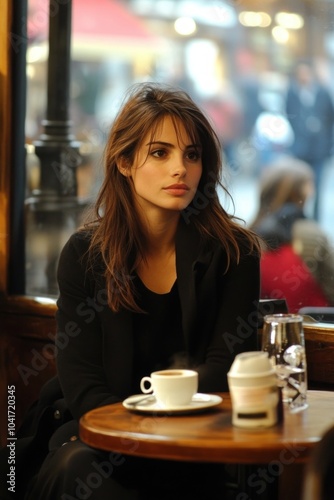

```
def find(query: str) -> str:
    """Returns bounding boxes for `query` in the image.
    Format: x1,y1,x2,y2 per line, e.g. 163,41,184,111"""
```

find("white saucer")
123,393,222,414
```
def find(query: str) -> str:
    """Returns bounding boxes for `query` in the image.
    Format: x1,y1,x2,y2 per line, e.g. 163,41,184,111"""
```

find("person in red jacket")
251,155,334,313
260,244,328,313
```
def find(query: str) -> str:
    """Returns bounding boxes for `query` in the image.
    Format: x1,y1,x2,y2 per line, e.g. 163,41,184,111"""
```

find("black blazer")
56,217,260,422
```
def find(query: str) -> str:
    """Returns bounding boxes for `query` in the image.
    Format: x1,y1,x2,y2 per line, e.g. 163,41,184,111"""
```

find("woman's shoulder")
229,228,261,264
61,229,93,255
57,229,104,287
58,230,95,275
184,220,260,262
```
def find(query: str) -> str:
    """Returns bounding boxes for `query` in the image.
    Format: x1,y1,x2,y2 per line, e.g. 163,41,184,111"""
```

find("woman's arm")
55,233,121,421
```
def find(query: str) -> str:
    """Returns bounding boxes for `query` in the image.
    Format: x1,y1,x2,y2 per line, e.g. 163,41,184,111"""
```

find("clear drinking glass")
261,313,308,412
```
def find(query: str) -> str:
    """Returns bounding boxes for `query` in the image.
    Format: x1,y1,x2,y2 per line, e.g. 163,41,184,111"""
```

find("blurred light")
174,17,197,35
239,11,271,28
272,26,290,44
34,297,57,305
26,64,36,79
26,44,47,63
185,39,220,96
179,1,237,28
26,144,35,154
275,12,304,30
131,0,237,28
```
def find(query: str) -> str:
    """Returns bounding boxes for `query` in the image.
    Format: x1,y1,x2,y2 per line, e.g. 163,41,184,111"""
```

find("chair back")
303,321,334,389
303,425,334,500
299,307,334,323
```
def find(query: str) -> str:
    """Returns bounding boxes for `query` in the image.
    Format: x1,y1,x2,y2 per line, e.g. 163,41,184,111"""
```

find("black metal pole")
33,0,80,196
47,1,72,124
25,0,87,296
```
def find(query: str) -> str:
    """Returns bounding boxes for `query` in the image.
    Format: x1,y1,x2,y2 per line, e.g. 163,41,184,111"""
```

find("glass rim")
263,313,303,323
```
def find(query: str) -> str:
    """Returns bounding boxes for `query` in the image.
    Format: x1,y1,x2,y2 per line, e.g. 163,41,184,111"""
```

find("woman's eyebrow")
145,141,173,147
146,141,201,149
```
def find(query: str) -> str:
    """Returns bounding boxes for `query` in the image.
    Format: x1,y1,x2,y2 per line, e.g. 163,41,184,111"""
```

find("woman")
251,156,334,313
26,83,261,499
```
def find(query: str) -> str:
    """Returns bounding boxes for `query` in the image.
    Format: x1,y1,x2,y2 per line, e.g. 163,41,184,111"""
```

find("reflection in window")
25,0,334,305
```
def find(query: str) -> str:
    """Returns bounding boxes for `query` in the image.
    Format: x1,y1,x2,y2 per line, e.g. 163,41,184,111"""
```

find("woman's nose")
171,155,187,177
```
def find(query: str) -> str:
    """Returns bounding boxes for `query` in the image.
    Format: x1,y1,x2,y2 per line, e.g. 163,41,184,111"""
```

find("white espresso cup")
140,369,198,407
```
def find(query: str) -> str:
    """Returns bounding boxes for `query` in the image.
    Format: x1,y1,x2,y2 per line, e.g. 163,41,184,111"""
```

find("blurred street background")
25,0,334,294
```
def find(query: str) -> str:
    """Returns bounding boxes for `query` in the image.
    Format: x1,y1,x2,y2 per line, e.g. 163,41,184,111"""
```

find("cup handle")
140,376,153,394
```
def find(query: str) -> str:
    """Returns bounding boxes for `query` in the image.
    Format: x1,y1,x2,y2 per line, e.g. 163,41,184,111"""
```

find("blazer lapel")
175,219,213,348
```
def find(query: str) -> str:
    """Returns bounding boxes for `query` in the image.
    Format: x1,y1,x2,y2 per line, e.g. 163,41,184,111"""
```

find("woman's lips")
163,184,190,196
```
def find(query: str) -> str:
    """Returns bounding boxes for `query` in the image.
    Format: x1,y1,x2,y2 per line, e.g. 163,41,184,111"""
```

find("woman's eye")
187,150,201,161
151,149,166,158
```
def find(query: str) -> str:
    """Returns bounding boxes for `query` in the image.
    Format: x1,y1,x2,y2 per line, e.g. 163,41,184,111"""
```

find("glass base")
283,395,308,412
288,402,308,413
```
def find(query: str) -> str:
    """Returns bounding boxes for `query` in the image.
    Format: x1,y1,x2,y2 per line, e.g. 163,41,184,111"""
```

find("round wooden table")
79,390,334,465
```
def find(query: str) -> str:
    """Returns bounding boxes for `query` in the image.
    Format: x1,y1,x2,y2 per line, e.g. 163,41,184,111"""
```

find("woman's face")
125,115,203,217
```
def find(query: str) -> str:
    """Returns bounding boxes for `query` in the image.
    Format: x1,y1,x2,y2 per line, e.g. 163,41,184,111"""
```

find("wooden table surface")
79,390,334,465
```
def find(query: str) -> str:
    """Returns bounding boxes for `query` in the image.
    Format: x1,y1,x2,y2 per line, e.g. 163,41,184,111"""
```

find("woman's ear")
117,157,132,177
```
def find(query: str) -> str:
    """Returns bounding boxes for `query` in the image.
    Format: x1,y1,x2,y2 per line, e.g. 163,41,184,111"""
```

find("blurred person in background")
251,87,294,170
250,156,334,313
285,62,334,220
201,88,243,167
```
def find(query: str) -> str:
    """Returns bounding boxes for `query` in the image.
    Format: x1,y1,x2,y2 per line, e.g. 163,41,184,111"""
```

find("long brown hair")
84,83,261,312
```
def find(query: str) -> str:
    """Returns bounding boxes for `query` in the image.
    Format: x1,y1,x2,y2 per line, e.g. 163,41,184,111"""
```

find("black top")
132,277,185,393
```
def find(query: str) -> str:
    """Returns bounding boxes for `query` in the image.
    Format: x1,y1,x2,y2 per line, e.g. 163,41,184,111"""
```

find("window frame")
0,0,12,296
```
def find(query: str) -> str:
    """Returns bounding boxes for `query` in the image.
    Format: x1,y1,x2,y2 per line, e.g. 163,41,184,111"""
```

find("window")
19,0,334,306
